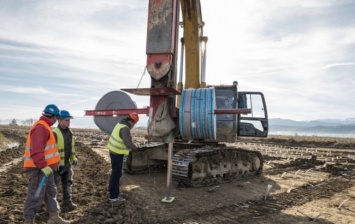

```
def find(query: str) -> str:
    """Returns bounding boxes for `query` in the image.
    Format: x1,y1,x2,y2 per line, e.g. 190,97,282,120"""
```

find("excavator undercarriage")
172,146,263,187
124,141,263,187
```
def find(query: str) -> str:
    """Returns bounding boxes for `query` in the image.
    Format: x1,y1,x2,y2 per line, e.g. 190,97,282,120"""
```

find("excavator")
85,0,268,187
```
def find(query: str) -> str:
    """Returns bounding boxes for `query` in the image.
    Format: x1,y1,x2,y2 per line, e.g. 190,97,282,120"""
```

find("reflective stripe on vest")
107,123,129,155
24,120,60,168
53,128,76,166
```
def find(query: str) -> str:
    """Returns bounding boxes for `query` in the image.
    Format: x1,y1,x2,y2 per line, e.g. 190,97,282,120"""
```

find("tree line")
7,118,36,126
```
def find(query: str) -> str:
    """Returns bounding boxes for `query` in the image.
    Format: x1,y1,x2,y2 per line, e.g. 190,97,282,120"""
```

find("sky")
0,0,355,128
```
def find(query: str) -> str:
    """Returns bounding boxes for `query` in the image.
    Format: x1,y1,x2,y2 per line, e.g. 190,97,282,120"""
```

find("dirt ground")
0,125,354,224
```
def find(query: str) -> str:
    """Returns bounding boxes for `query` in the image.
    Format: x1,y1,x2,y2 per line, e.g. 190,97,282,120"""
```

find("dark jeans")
108,152,124,199
54,164,73,202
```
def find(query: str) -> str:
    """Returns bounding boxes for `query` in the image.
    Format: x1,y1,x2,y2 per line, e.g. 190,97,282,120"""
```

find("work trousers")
23,169,59,218
54,164,73,203
108,152,124,199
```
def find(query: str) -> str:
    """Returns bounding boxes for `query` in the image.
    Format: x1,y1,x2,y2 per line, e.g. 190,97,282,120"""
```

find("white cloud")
0,85,49,94
319,62,355,70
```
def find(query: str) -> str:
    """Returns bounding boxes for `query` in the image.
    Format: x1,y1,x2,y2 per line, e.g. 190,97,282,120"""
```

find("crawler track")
172,146,263,187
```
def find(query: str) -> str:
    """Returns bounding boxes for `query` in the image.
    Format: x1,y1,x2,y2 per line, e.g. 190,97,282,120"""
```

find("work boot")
61,200,77,211
109,195,126,202
48,212,70,224
23,217,35,224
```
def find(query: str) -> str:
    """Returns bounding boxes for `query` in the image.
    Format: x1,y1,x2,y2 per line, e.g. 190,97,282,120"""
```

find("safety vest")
24,120,60,168
53,128,76,166
107,123,130,155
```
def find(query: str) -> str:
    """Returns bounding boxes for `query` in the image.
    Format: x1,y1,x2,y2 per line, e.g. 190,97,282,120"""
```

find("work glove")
72,159,78,166
41,166,53,176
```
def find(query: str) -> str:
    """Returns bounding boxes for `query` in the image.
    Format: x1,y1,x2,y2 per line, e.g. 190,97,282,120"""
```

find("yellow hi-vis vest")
53,128,76,166
107,123,129,155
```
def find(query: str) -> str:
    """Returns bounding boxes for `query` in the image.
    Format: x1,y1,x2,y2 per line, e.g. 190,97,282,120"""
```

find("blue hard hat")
43,104,60,116
59,110,73,119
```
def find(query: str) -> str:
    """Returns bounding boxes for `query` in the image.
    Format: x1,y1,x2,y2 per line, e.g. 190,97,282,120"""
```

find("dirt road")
0,126,354,223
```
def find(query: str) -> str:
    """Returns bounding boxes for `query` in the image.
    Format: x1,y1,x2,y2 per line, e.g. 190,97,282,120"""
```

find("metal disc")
94,91,137,135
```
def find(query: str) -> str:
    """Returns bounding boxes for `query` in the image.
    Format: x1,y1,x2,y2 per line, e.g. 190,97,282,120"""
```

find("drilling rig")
85,0,268,187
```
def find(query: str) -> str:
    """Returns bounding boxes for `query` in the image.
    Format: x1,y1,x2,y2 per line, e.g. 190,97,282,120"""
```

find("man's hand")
72,159,78,166
41,166,53,176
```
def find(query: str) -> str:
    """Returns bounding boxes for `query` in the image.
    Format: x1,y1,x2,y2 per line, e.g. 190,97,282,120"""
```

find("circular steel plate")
94,91,137,134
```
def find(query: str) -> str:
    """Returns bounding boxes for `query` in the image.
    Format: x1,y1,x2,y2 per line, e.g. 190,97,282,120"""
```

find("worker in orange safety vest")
23,104,70,224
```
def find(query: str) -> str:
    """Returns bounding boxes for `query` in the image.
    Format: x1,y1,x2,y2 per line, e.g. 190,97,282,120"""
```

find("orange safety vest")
23,120,60,168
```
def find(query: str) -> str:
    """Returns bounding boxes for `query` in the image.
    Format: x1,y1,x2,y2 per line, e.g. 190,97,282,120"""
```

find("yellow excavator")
85,0,268,187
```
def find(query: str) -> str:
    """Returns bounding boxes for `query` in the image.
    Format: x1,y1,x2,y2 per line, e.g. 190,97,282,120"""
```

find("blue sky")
0,0,355,128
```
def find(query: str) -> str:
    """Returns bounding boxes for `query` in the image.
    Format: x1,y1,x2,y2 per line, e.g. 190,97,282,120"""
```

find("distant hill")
269,118,355,138
270,118,355,126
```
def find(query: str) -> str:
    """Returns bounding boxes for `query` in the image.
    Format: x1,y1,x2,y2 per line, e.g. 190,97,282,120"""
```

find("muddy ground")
0,125,354,224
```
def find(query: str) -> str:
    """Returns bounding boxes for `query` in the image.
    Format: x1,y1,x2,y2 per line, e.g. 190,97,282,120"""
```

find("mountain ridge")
269,118,355,137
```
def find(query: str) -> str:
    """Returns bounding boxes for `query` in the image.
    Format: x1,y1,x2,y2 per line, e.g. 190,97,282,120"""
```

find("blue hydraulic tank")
179,87,216,140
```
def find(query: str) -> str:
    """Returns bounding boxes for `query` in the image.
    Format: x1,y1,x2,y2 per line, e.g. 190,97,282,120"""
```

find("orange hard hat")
129,112,139,123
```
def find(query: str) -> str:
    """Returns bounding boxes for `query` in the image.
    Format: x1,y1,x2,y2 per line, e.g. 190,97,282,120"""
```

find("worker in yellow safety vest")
108,112,139,202
53,110,78,211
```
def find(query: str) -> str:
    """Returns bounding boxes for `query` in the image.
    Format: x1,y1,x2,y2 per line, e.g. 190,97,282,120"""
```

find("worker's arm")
120,127,138,151
30,125,50,169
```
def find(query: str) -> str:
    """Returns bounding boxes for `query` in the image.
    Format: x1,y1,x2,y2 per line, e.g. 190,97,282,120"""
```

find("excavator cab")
215,84,268,143
215,86,238,142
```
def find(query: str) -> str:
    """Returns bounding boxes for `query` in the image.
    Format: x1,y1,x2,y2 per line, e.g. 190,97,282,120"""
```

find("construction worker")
108,112,139,202
53,110,78,211
23,104,70,224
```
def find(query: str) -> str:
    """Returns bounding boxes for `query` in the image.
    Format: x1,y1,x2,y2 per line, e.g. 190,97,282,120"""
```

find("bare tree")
21,118,36,126
9,119,18,126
